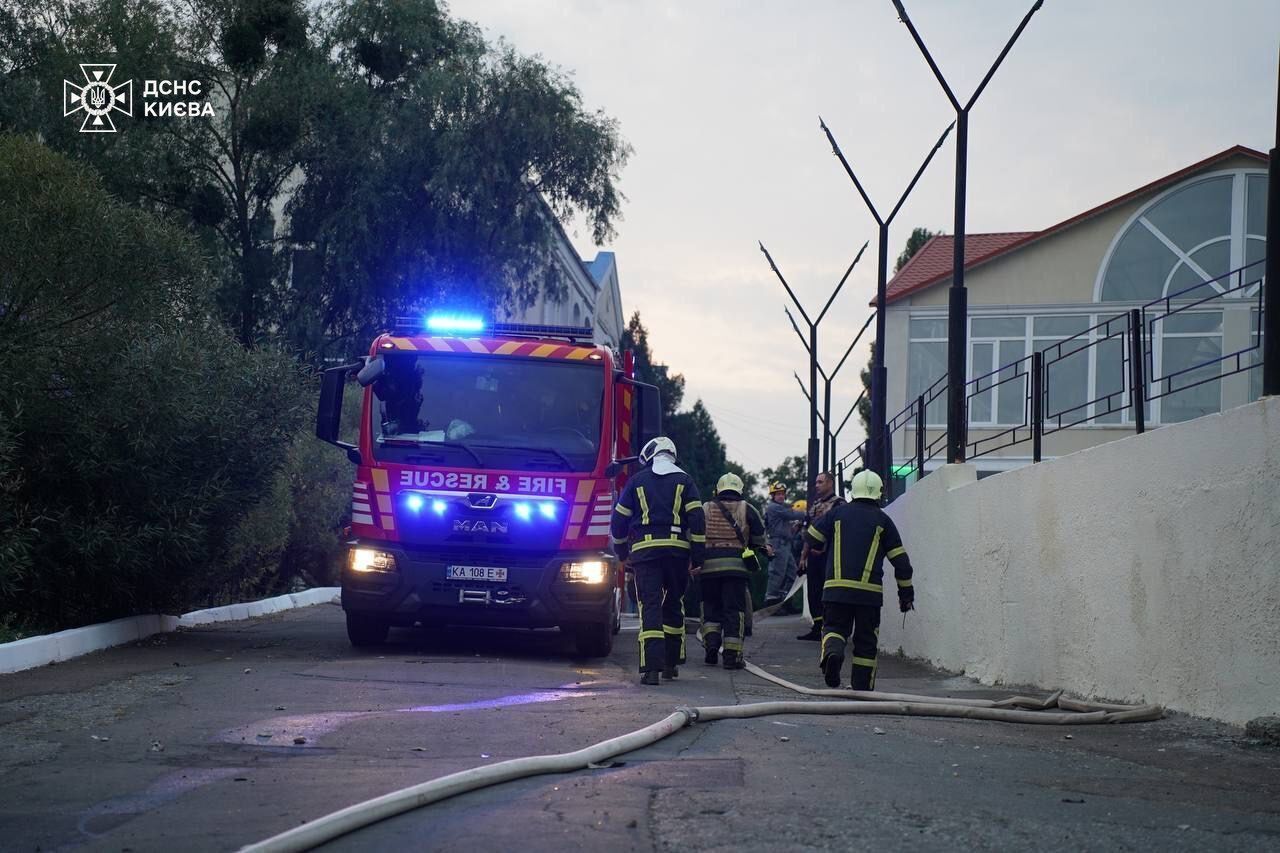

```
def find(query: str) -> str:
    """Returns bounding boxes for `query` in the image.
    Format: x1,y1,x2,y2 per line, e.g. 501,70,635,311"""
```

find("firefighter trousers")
804,555,827,631
699,575,747,655
819,602,881,690
634,556,690,673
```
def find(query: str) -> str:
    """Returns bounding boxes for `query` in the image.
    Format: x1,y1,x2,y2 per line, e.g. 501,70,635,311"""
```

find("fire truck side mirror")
317,362,362,458
356,355,384,387
605,456,639,478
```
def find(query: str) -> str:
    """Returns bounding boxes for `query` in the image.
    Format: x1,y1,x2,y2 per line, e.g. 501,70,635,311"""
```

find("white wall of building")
877,396,1280,726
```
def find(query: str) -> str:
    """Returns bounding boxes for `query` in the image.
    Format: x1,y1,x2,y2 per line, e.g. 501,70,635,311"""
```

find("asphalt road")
2,602,1278,852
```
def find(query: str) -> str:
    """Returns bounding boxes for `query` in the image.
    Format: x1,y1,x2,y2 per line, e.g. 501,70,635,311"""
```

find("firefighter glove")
898,595,915,614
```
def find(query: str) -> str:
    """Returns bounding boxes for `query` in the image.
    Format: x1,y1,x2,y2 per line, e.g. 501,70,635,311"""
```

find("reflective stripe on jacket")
806,499,913,607
609,465,706,566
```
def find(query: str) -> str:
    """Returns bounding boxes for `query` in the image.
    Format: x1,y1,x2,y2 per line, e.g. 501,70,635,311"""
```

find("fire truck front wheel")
346,612,391,647
571,620,614,658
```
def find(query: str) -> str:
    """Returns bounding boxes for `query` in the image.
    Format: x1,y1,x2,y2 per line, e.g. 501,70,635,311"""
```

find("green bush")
0,134,321,630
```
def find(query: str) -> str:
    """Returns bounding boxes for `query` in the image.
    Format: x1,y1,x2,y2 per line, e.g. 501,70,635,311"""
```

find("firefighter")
763,483,806,607
796,471,845,641
610,436,706,686
805,470,915,690
699,472,769,669
789,499,807,572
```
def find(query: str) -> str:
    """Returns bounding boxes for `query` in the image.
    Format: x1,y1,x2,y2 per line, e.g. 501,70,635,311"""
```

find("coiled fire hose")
241,595,1162,852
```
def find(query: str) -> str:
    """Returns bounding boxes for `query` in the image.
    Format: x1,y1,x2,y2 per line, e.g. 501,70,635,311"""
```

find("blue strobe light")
513,502,532,521
539,502,557,519
405,494,425,512
432,499,448,515
425,313,486,334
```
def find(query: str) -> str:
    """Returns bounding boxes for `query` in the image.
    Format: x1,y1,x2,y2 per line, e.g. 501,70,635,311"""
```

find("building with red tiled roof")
883,145,1268,478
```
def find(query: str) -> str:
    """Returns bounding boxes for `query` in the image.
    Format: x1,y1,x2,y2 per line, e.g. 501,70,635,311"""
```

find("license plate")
447,565,508,582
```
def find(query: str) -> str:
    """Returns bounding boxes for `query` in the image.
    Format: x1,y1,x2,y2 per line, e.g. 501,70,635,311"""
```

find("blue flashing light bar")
425,313,486,334
405,494,425,512
432,499,448,515
391,316,594,343
539,502,557,520
513,502,532,521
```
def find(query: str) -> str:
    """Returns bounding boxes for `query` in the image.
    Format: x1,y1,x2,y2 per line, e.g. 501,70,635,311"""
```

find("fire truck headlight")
560,560,606,584
350,548,398,573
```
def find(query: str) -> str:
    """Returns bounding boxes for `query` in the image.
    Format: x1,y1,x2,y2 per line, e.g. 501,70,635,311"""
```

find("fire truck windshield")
371,353,605,472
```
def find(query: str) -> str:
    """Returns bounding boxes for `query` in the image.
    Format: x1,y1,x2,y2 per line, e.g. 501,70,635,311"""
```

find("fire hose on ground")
241,583,1163,852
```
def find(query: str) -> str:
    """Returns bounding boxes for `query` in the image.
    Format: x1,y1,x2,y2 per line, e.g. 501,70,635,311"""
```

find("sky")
449,0,1278,475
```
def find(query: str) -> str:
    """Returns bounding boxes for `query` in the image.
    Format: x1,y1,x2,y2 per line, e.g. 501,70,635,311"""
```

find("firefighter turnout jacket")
805,499,914,608
610,465,706,566
701,497,767,577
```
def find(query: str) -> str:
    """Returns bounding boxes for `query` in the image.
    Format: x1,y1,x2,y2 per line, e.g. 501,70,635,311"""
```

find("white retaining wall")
878,396,1280,726
0,588,340,675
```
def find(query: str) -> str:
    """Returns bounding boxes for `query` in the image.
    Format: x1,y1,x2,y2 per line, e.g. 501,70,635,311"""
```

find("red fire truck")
315,314,661,656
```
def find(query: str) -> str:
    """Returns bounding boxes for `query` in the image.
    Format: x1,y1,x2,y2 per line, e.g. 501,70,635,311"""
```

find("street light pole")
822,118,953,486
785,308,875,471
891,0,1044,464
1264,45,1279,396
762,241,868,500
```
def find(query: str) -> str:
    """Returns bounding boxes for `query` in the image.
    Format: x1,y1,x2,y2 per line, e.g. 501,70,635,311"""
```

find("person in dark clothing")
609,436,706,686
698,472,769,669
797,471,845,641
805,469,916,690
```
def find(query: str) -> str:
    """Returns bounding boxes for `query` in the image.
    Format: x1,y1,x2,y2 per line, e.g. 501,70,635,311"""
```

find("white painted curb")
0,587,341,675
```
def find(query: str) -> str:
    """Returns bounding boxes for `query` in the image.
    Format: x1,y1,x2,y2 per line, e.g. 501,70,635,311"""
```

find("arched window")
1097,170,1267,302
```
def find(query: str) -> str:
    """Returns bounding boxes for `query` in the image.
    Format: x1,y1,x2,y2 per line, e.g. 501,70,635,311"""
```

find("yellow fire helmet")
768,481,787,495
792,499,807,511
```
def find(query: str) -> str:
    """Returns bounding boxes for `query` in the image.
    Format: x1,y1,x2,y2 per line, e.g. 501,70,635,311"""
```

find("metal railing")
878,259,1266,501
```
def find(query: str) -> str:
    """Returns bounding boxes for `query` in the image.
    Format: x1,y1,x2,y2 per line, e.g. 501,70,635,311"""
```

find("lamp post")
820,118,953,487
785,308,876,471
891,0,1045,463
761,241,868,500
1264,45,1279,396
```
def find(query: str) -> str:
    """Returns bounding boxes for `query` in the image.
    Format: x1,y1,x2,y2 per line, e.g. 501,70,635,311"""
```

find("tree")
757,455,806,501
1,1,631,357
859,226,940,436
285,1,630,359
896,227,939,274
620,312,753,500
0,0,326,346
619,311,684,421
0,135,312,632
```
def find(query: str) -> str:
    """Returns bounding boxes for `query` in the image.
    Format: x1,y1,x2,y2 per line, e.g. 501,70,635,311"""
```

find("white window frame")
966,317,1031,429
1093,168,1268,303
907,307,1230,431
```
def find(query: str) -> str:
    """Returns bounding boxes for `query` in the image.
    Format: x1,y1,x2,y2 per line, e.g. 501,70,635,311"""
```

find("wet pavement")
1,602,1278,851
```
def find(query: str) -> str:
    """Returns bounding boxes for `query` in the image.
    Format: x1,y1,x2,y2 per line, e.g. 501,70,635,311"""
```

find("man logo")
64,64,133,133
453,519,508,535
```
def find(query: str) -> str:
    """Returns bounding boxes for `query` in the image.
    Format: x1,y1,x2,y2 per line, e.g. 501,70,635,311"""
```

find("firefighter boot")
640,671,661,686
704,644,718,666
823,654,844,688
662,666,679,680
721,651,745,670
